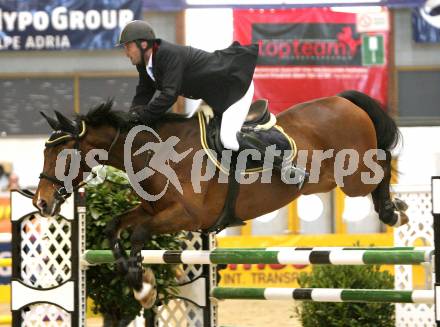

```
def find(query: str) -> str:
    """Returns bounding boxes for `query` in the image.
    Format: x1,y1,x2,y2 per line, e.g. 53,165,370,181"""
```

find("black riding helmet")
117,20,156,67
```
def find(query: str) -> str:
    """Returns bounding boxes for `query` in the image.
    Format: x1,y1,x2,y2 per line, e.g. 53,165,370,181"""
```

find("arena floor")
86,300,302,326
218,300,301,327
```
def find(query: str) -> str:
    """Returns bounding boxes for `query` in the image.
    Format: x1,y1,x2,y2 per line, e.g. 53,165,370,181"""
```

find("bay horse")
33,90,407,308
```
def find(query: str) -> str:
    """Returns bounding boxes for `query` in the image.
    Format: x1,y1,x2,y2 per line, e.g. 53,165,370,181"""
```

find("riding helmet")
116,20,156,46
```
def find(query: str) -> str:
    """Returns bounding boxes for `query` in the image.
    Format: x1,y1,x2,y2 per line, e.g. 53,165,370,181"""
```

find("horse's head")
34,111,88,217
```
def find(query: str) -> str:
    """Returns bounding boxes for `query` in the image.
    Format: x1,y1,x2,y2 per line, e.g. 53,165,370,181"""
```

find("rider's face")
124,41,141,65
124,41,150,66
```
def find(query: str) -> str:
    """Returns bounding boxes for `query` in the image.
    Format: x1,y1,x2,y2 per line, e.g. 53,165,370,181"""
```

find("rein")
39,126,121,201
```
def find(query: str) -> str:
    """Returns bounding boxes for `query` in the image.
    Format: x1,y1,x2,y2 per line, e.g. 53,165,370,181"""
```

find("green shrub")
85,166,182,325
295,263,395,327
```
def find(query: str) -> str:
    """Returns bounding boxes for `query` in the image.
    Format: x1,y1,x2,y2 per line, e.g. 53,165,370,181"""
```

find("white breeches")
220,81,254,151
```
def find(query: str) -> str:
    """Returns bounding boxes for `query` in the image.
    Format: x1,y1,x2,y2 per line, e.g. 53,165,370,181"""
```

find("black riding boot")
236,131,308,189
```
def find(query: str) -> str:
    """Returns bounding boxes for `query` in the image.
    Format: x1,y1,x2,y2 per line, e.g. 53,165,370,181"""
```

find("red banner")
233,8,390,113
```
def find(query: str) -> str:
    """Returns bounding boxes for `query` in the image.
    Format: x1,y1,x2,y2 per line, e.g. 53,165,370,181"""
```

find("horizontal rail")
83,249,432,266
211,287,434,304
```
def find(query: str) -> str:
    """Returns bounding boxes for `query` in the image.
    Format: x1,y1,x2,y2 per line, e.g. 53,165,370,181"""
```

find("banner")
144,0,184,11
0,0,142,51
0,241,11,285
233,8,390,113
0,195,10,233
412,8,440,42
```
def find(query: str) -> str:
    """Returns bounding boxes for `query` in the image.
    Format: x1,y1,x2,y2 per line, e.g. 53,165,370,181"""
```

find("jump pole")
83,249,432,266
211,287,434,304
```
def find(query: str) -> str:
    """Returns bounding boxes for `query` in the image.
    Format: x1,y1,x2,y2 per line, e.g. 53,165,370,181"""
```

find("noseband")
39,124,121,202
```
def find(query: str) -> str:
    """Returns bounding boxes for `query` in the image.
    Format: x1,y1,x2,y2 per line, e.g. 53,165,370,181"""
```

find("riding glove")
128,104,152,125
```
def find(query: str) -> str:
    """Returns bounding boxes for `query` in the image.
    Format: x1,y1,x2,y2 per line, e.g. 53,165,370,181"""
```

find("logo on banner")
361,35,385,65
253,23,363,66
356,12,390,33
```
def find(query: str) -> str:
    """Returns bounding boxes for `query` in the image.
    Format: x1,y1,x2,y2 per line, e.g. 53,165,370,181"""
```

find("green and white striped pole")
211,288,434,304
83,248,432,266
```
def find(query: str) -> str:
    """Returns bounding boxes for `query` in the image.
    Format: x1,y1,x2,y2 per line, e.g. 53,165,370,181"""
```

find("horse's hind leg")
371,150,408,227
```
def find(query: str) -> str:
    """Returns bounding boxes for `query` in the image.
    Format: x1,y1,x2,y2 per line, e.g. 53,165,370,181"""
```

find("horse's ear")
54,110,77,134
40,111,60,130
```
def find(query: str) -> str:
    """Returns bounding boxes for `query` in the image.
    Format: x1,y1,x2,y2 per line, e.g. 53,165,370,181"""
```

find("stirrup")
281,165,308,189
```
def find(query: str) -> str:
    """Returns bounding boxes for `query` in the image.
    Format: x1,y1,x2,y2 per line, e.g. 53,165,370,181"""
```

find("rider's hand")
128,110,141,125
128,105,149,125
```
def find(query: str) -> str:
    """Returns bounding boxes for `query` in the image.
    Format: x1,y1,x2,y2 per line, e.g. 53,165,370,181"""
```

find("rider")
118,20,306,186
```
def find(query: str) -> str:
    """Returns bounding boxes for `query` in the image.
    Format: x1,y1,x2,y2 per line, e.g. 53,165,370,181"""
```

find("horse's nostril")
37,199,48,211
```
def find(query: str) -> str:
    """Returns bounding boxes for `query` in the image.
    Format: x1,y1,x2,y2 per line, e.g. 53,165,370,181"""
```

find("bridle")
39,123,121,202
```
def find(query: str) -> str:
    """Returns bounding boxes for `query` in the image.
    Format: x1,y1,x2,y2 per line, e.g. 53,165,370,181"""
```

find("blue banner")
387,0,424,7
0,241,11,285
412,8,440,43
144,0,184,11
0,0,142,51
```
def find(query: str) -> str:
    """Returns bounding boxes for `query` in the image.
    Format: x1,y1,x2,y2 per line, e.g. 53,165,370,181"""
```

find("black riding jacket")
132,39,259,124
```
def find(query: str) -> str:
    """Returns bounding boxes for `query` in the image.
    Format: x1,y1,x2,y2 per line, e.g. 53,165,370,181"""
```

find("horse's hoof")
174,266,186,283
393,198,408,212
399,212,409,225
133,268,157,309
133,283,157,309
393,211,409,227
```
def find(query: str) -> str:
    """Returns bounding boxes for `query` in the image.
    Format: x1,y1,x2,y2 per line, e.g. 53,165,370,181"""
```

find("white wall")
0,137,46,188
397,127,440,185
185,9,233,50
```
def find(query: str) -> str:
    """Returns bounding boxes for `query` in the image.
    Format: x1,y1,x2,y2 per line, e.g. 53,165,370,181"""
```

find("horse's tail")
337,90,400,151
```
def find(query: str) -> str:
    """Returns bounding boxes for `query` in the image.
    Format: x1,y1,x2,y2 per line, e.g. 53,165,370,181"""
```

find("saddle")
197,100,297,233
199,99,297,174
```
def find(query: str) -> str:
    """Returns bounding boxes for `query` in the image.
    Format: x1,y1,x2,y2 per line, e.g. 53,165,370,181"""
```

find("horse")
33,90,407,308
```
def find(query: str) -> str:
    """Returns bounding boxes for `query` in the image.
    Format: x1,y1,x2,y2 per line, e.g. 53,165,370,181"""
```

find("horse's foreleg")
104,205,147,275
127,224,158,309
126,202,197,308
127,224,150,290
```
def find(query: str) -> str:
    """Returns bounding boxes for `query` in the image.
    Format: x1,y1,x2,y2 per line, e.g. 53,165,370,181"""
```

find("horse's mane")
78,100,132,131
78,100,195,131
